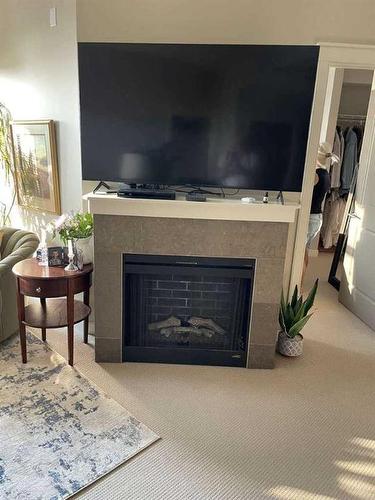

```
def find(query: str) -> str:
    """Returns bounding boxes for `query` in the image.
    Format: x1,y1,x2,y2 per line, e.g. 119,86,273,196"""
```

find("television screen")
78,43,319,191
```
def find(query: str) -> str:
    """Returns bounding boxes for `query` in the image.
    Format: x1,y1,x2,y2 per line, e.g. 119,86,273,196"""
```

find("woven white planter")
277,331,303,357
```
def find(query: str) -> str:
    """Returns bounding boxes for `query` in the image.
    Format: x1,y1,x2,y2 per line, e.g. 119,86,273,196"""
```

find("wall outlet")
49,7,57,27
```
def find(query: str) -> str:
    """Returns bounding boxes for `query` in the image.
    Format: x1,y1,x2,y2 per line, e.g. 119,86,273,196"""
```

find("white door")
339,73,375,329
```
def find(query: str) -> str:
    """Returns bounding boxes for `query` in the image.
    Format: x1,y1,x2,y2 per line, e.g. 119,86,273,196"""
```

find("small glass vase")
64,239,78,272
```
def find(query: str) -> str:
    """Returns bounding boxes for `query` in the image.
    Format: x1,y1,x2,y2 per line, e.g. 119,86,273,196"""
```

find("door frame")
288,42,375,296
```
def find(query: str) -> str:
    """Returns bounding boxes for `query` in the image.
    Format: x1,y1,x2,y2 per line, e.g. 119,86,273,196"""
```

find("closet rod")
337,113,366,120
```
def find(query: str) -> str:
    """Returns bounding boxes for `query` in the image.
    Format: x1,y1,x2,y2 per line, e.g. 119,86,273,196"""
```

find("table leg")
40,297,47,341
67,280,74,366
83,288,90,344
16,278,27,363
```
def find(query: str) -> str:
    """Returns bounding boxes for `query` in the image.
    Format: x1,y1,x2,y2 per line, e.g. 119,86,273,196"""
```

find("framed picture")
47,246,69,267
11,120,61,214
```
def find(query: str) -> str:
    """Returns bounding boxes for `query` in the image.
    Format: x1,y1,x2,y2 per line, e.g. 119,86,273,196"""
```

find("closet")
320,114,365,250
318,69,372,285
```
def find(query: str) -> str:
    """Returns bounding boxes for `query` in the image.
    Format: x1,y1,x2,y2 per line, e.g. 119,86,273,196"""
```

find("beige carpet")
29,254,375,499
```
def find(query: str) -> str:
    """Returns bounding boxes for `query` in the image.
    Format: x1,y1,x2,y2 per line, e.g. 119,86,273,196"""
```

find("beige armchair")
0,227,39,342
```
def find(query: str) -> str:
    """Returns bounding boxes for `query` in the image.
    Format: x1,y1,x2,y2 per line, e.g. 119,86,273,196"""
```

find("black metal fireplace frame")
122,254,255,367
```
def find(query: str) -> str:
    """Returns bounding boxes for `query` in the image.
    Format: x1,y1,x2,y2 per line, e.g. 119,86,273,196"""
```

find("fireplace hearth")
123,254,255,367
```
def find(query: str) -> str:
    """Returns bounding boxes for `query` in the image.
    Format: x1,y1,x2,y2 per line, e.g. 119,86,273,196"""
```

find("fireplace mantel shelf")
84,193,299,223
92,198,290,368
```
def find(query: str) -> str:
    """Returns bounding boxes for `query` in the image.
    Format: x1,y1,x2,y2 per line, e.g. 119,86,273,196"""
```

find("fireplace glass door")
123,254,254,367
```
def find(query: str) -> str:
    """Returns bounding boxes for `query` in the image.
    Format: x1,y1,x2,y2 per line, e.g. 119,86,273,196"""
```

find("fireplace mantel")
84,193,299,223
86,192,296,368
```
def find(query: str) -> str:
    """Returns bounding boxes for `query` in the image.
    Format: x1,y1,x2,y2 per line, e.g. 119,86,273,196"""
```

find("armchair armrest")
0,228,39,279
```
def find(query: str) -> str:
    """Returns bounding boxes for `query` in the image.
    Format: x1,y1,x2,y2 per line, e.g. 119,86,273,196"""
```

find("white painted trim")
288,55,329,295
288,43,375,297
84,193,299,223
318,42,375,50
355,73,375,207
320,67,344,146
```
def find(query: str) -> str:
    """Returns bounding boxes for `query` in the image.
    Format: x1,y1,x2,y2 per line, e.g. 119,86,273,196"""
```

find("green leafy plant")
279,279,319,338
0,103,16,225
49,211,93,244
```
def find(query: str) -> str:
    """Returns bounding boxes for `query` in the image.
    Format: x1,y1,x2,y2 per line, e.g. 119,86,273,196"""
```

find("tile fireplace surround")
86,194,298,368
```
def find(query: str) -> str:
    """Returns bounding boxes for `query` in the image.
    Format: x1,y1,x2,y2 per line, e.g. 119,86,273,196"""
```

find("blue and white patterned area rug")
0,333,159,499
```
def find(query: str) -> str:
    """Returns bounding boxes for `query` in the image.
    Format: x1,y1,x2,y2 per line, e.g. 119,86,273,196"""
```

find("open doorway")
304,68,374,291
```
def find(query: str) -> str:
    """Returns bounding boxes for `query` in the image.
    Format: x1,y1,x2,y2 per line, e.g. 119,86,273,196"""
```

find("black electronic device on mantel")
79,43,319,192
118,187,176,200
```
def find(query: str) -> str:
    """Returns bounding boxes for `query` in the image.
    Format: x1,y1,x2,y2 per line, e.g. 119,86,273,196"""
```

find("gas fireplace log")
198,328,215,338
175,326,200,335
159,326,216,339
159,326,199,338
188,316,225,335
160,326,176,337
160,326,204,336
148,315,181,331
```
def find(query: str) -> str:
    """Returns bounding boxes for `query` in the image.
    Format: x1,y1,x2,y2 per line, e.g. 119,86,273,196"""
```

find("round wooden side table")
12,258,93,366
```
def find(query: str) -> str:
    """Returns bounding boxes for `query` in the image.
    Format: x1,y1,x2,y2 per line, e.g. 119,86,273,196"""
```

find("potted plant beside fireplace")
277,279,318,357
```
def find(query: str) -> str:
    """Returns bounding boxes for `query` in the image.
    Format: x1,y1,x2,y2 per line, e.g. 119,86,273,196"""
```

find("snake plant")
279,279,319,338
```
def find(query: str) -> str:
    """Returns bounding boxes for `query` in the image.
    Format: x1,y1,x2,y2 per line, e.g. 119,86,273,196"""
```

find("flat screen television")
78,43,319,191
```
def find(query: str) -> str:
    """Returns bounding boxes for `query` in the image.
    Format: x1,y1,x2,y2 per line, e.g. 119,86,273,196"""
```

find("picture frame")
10,120,61,215
47,246,69,267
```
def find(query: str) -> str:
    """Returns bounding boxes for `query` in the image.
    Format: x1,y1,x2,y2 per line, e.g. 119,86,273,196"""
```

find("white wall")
77,0,375,45
3,0,375,291
344,69,374,85
0,0,81,238
339,83,372,116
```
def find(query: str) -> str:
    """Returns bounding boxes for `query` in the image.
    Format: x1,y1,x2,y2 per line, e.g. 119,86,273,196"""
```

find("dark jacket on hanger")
340,127,358,195
352,125,363,160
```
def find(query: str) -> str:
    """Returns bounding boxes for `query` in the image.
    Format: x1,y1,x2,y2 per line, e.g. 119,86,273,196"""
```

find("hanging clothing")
340,127,358,195
330,128,343,189
320,123,364,249
320,191,346,249
338,127,345,158
353,125,364,160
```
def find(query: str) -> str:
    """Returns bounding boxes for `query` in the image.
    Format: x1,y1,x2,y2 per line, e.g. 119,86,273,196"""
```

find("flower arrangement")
49,211,93,245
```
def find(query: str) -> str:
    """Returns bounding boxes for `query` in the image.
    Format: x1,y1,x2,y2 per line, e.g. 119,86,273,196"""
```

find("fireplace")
123,254,255,367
